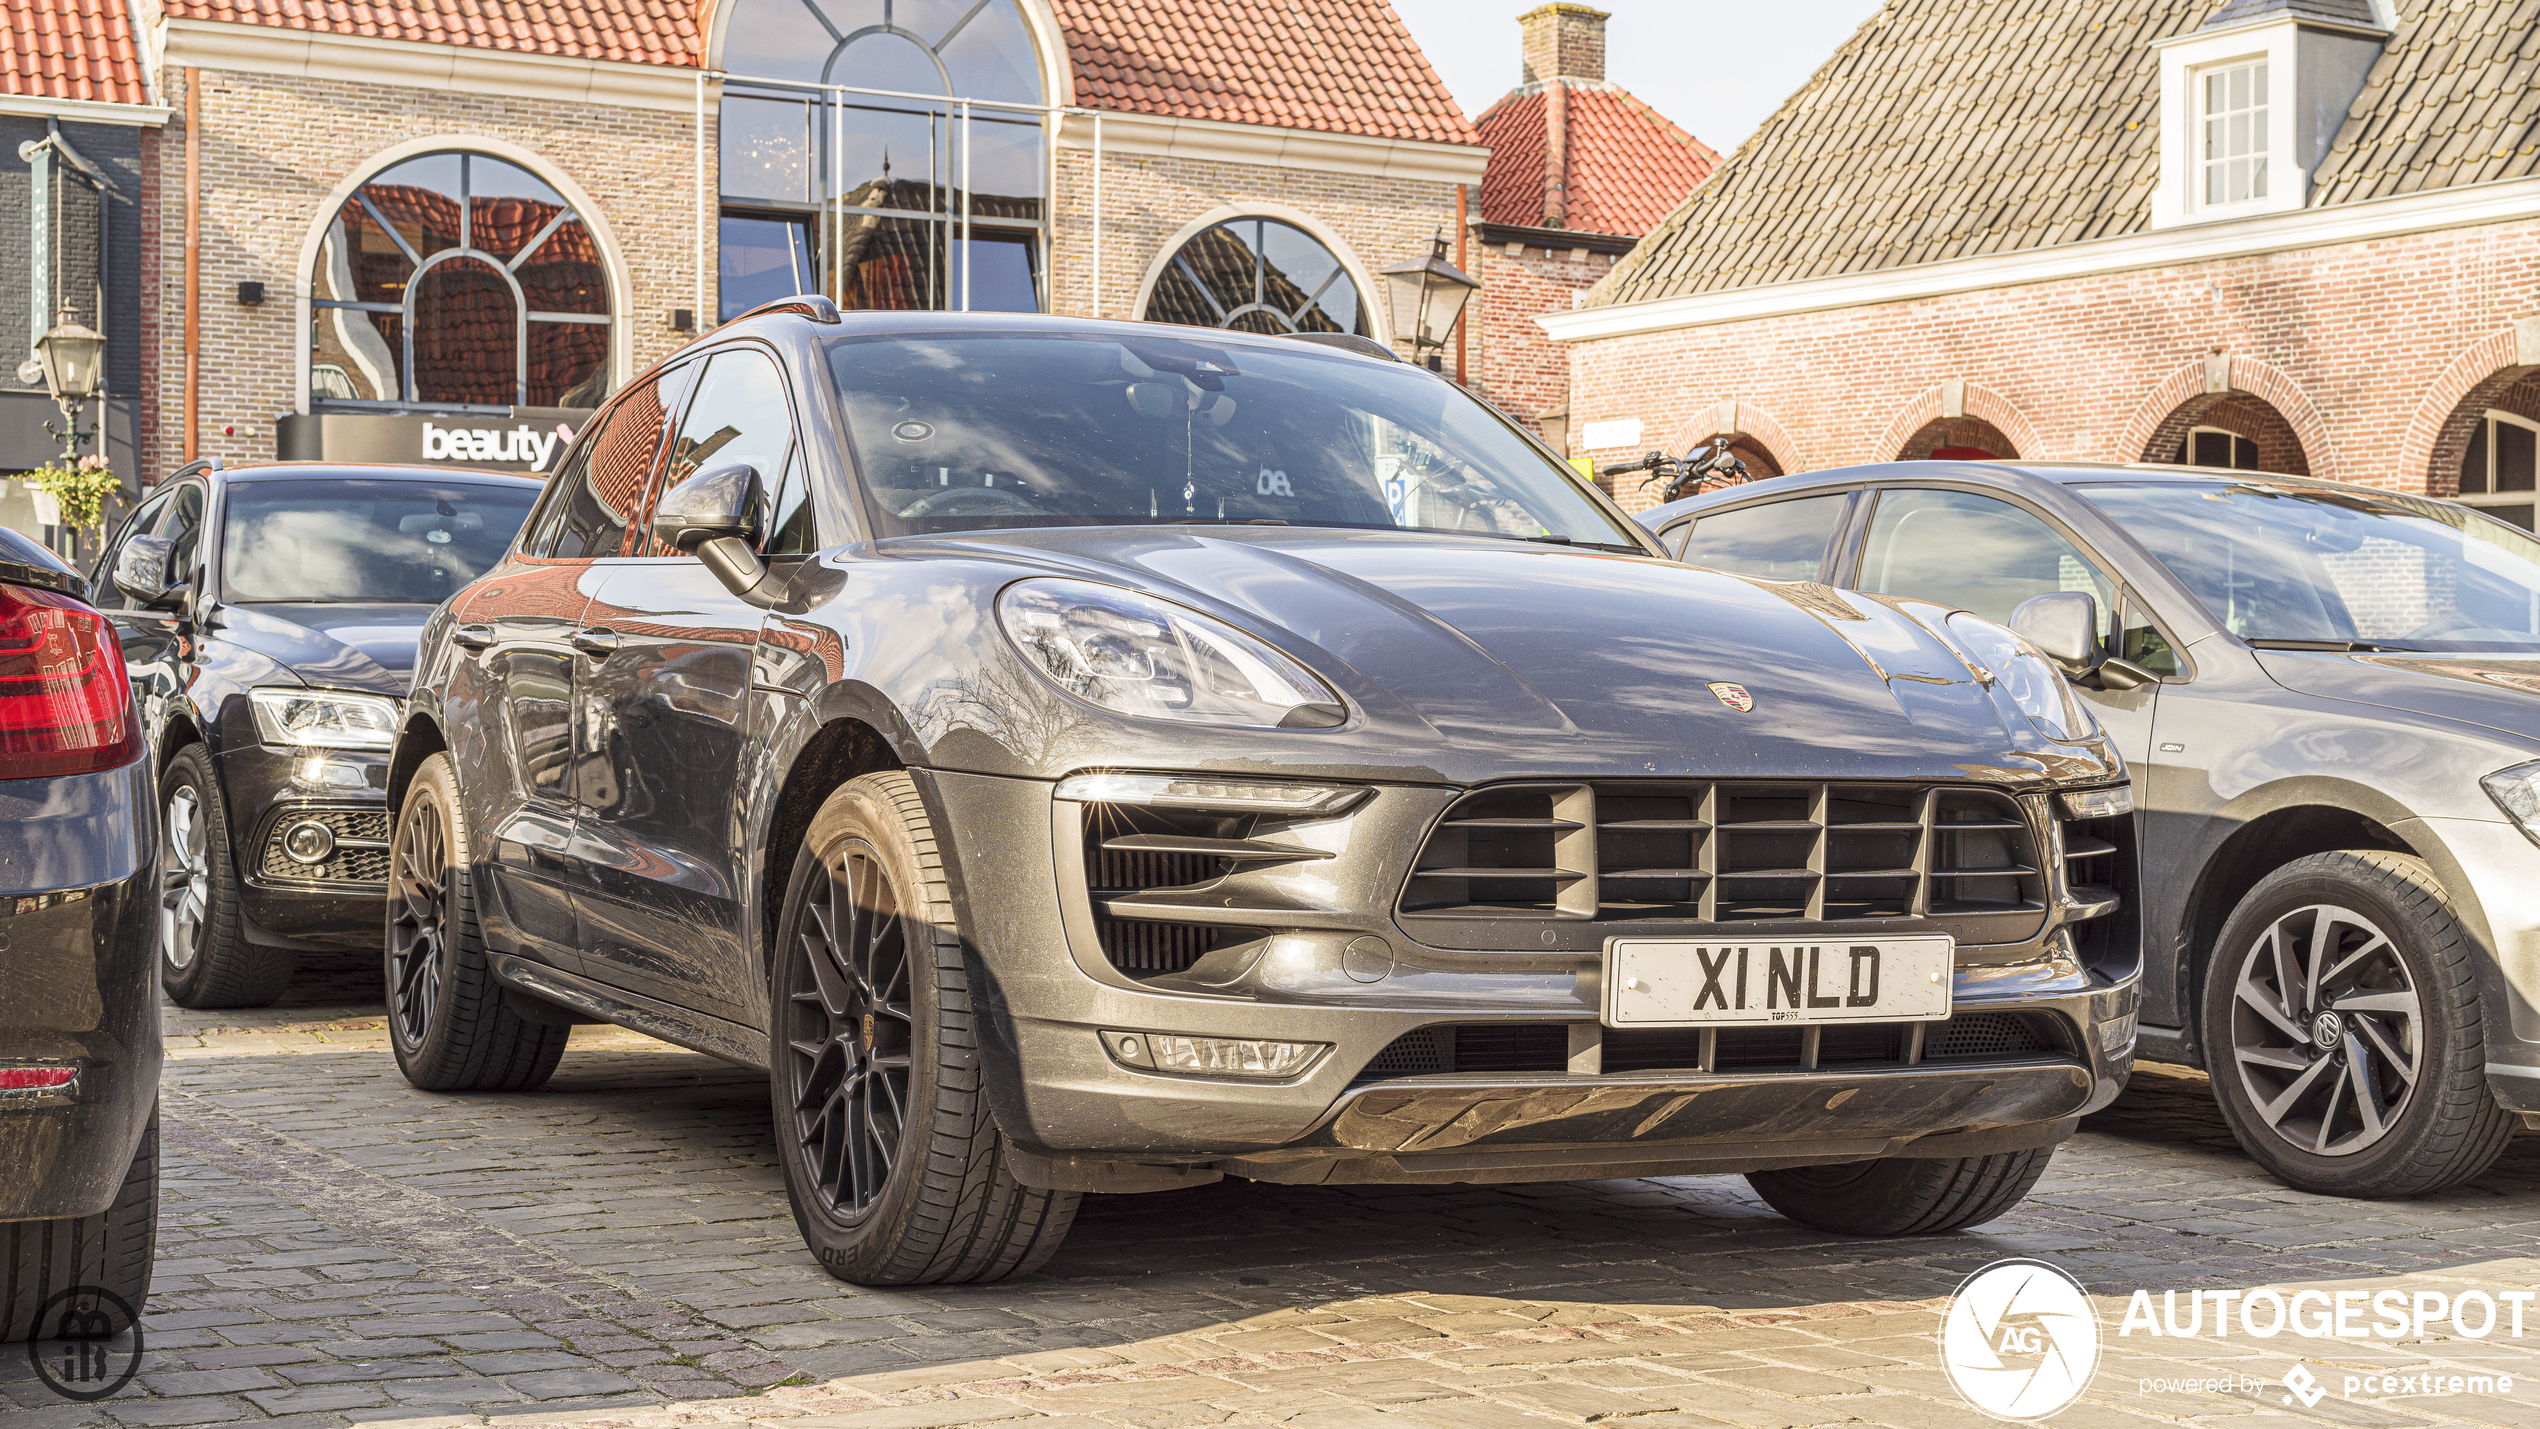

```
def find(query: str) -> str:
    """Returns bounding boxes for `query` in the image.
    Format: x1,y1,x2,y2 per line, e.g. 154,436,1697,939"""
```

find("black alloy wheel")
388,785,450,1052
784,840,915,1218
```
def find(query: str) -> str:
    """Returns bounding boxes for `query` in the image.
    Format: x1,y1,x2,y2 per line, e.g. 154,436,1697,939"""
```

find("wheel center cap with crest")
2311,1011,2343,1049
1708,681,1755,713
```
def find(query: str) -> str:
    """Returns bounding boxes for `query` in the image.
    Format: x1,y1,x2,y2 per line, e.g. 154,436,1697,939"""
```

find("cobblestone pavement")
12,950,2540,1429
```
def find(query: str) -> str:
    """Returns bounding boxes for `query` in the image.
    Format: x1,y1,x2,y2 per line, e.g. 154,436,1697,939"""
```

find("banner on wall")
276,407,594,476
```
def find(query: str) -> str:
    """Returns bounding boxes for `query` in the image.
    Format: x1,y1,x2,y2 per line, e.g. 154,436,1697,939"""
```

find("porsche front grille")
1398,781,2043,925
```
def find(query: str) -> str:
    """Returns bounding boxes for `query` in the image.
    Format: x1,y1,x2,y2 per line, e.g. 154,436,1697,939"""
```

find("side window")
1675,494,1850,581
648,347,799,557
90,489,175,609
765,451,818,556
2118,593,2183,677
1859,488,2115,633
524,410,613,557
162,484,208,584
547,377,672,560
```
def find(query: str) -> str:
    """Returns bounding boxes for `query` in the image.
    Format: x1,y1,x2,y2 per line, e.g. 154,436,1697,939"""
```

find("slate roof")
158,0,702,65
1474,80,1719,236
1050,0,1476,143
6,0,153,105
1586,0,2540,309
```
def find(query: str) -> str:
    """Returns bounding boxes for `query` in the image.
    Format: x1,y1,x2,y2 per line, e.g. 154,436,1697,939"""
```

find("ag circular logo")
1939,1259,2101,1421
26,1285,145,1402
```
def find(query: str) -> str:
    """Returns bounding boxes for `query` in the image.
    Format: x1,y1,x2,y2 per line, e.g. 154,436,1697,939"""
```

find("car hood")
212,603,428,697
2259,650,2540,742
920,528,2120,786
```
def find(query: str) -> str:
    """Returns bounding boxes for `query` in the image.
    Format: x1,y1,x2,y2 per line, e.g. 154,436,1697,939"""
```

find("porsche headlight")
1945,612,2097,742
2482,761,2540,847
998,579,1346,728
249,688,401,751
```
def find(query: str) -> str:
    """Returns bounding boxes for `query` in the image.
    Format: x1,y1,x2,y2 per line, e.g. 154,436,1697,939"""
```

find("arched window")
1143,218,1368,336
2462,410,2540,531
311,150,611,409
717,0,1046,319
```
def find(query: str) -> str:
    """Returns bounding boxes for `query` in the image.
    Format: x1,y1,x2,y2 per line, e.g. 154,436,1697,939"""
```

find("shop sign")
277,406,594,475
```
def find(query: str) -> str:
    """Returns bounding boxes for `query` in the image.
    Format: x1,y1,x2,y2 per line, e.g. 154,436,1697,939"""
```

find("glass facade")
311,151,611,408
717,0,1046,320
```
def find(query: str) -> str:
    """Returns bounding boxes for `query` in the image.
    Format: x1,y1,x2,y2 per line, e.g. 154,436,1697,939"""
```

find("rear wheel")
386,753,569,1092
0,1109,156,1342
1746,1148,2053,1236
2202,851,2512,1197
158,744,292,1008
771,772,1078,1285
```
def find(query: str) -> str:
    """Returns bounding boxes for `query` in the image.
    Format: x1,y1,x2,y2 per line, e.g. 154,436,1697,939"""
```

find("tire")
158,744,293,1008
386,753,569,1093
1746,1147,2053,1236
2201,850,2513,1198
0,1108,157,1342
771,771,1079,1286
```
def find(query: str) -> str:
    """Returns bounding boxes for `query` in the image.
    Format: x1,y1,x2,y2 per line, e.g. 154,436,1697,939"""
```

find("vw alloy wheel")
2227,902,2420,1157
784,840,914,1219
388,789,450,1051
160,785,207,973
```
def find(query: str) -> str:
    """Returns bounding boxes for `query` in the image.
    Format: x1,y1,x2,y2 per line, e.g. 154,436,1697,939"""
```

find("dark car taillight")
0,584,139,779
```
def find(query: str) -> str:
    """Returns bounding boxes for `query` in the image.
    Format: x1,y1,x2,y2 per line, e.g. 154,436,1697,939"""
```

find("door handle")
453,623,495,651
570,628,621,656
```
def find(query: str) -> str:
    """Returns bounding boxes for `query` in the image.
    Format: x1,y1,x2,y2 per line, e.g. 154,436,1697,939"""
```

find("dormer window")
2200,60,2270,207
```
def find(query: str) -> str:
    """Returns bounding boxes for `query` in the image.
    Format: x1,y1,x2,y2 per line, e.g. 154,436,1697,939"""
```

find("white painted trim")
2153,22,2302,229
1055,109,1487,185
1542,173,2540,343
289,134,638,415
120,0,166,108
158,18,702,113
0,94,171,127
1130,202,1391,344
704,0,1066,111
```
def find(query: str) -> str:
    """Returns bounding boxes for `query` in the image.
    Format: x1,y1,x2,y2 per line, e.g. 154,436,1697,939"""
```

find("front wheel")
1745,1148,2052,1236
770,772,1078,1285
158,744,292,1008
2201,851,2512,1198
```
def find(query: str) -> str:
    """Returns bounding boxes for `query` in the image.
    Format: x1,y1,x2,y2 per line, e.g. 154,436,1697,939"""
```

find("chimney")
1520,3,1608,85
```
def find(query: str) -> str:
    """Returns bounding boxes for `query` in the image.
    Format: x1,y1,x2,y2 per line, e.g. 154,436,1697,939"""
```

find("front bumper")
217,743,391,946
929,768,2138,1186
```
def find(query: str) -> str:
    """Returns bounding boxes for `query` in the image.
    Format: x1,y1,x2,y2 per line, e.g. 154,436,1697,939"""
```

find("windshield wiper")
2245,638,2420,652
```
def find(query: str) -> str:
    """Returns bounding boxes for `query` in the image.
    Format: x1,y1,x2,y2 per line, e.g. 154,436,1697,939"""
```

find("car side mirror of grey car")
652,463,786,608
112,534,185,611
2010,590,2158,692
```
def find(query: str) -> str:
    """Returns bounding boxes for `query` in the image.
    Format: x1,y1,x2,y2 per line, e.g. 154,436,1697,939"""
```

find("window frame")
1138,214,1371,338
627,339,812,559
2458,409,2540,531
1661,490,1860,582
2194,57,2272,212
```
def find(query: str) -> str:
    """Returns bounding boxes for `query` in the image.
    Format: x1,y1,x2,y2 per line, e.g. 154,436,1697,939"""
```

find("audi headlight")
249,688,401,751
1945,612,2098,742
2483,761,2540,847
998,579,1346,728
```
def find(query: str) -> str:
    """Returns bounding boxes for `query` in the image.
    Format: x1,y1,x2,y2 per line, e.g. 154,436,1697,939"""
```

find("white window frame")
2152,22,2302,228
2458,409,2540,522
2196,58,2272,210
2184,425,2260,470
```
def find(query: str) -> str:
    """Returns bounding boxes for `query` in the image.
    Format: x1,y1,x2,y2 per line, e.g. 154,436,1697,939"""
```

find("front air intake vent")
1355,1011,2071,1080
1399,782,2044,929
1076,800,1307,979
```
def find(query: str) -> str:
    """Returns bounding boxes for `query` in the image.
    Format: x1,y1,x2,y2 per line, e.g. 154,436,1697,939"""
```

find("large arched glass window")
311,151,611,409
1143,218,1368,336
717,0,1045,320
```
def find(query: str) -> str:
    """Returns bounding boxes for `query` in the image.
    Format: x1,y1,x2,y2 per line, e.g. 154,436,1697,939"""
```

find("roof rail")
1278,331,1400,362
728,294,843,327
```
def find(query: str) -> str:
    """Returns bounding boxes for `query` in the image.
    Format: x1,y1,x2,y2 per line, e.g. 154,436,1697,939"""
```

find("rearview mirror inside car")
651,464,786,608
112,534,184,610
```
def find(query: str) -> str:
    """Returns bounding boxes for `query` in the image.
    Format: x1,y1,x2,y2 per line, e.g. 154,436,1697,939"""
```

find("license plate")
1603,936,1954,1027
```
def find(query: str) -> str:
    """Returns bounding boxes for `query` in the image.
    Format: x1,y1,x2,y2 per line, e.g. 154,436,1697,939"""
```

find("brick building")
1461,4,1714,452
3,0,165,546
1544,0,2540,524
109,0,1484,482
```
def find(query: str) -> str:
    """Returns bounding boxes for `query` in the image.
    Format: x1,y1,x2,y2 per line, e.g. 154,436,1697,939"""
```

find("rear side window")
1859,488,2114,628
543,376,673,559
1674,494,1849,581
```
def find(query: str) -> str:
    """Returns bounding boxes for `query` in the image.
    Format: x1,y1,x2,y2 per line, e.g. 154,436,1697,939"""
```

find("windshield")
221,479,539,604
2081,479,2540,650
824,331,1639,547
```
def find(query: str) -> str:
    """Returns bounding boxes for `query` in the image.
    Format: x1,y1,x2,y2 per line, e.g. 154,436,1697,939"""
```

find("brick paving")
12,950,2540,1429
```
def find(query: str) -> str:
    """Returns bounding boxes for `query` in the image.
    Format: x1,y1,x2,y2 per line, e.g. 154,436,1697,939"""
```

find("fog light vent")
282,820,336,864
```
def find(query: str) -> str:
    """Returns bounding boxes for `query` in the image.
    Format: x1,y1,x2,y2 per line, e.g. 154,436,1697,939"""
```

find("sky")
1385,0,1886,156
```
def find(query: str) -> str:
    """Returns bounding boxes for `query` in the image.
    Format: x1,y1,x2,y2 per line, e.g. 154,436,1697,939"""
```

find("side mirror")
112,534,183,610
2009,591,2098,675
650,464,785,608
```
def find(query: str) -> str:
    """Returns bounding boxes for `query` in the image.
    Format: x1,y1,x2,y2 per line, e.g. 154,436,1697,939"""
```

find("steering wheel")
897,486,1042,518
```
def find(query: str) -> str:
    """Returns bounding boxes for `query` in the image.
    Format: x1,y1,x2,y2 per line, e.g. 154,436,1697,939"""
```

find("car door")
573,345,790,1018
1659,490,1858,580
90,487,182,747
1842,485,2170,774
455,374,678,966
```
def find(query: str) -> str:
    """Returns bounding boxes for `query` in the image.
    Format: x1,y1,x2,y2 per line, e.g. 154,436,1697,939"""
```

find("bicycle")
1599,441,1756,505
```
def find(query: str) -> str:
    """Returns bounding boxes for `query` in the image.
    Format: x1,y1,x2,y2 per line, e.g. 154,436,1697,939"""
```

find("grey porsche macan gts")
387,302,2140,1284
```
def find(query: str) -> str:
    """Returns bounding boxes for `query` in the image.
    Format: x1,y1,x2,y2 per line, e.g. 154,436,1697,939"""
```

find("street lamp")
1380,236,1479,371
34,304,106,461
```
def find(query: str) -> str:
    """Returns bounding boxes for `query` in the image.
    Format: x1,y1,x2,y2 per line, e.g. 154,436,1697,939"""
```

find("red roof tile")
5,0,152,106
1474,81,1716,237
1050,0,1477,145
159,0,703,68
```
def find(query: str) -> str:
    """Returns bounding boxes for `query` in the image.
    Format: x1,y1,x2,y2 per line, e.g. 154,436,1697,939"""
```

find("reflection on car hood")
212,603,427,696
927,527,2119,785
2259,650,2540,740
